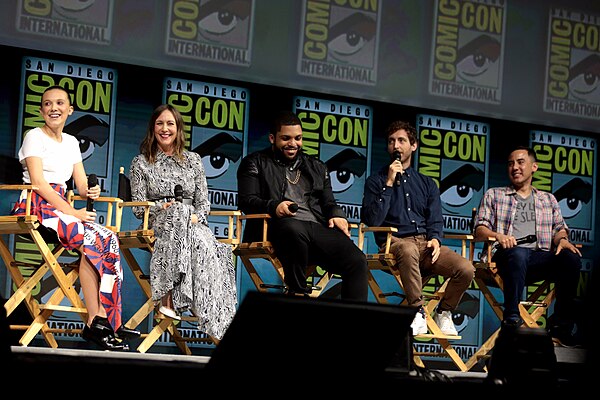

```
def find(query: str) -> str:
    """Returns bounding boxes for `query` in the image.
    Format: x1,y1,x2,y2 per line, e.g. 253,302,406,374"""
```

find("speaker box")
206,292,416,379
487,326,557,385
1,296,14,359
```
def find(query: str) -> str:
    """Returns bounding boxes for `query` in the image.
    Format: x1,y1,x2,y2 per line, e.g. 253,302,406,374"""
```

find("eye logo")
65,114,109,161
325,148,366,193
197,0,252,44
328,12,376,65
456,34,501,85
440,164,484,209
452,291,479,333
568,54,600,104
192,132,242,179
554,177,592,219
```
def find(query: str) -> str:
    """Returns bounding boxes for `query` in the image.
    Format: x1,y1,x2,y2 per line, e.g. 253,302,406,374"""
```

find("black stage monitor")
206,291,416,379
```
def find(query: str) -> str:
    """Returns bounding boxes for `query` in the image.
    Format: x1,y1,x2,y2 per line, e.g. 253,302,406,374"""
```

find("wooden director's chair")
115,167,240,354
233,213,335,297
1,170,120,348
357,223,469,372
446,208,571,371
460,234,564,371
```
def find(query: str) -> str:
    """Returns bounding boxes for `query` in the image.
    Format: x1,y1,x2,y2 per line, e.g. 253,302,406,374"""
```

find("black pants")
269,218,368,301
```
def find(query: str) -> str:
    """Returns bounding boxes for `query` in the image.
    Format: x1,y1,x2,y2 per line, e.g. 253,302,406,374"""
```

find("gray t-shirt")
512,194,537,249
285,168,318,224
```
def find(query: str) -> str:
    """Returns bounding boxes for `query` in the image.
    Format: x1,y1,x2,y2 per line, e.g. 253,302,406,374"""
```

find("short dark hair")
384,120,417,145
270,110,301,136
511,145,537,162
41,85,71,106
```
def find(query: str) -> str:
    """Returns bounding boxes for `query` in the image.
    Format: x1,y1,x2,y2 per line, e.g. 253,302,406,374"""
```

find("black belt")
152,197,193,205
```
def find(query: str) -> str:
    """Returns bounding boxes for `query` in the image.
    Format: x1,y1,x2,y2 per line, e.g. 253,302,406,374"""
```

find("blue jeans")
492,246,581,328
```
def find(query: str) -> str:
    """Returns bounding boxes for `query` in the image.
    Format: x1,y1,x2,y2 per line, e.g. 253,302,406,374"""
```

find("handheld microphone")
494,234,537,250
174,184,183,203
288,203,299,213
393,151,402,186
86,174,97,212
515,234,537,245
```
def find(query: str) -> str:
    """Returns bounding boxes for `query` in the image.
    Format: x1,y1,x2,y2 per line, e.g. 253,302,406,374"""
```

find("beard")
273,145,300,165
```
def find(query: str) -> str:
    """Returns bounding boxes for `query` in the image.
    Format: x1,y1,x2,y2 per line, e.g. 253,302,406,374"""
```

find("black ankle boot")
81,317,129,351
116,325,141,339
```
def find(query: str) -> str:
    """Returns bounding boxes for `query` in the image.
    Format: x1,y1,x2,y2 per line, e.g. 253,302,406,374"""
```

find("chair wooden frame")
1,184,89,347
458,235,561,371
233,213,334,297
357,223,469,372
114,167,240,354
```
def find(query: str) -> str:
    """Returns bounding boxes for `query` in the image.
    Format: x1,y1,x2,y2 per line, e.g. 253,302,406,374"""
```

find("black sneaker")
551,333,581,348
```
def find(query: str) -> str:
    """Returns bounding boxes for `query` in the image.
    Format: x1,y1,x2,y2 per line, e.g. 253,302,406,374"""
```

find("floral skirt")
11,184,123,329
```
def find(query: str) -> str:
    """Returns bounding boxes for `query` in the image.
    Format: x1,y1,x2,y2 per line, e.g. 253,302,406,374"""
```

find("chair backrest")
118,166,132,202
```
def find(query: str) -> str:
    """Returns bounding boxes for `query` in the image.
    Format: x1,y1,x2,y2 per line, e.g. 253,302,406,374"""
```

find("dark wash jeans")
492,246,581,329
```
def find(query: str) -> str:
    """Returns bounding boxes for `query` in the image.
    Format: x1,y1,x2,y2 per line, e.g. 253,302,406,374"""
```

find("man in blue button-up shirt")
361,120,474,336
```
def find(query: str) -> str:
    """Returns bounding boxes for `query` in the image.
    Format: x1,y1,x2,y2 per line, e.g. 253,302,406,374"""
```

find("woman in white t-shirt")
11,85,138,351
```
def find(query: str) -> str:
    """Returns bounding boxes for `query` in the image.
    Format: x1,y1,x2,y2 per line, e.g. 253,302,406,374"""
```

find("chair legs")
1,229,88,348
464,272,556,371
120,247,218,353
368,268,468,371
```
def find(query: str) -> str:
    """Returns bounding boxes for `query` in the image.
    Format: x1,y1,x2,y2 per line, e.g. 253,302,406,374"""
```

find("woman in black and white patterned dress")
129,104,237,340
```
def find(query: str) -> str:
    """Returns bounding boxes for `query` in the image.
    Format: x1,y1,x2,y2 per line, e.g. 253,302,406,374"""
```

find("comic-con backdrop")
1,0,598,365
1,45,596,364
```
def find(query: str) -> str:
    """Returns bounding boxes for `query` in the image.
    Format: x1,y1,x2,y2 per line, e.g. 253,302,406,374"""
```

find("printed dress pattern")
129,150,237,340
11,184,123,329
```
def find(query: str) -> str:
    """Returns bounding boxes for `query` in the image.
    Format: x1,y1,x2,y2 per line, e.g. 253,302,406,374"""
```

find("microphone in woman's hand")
288,203,299,213
174,184,183,203
86,174,98,211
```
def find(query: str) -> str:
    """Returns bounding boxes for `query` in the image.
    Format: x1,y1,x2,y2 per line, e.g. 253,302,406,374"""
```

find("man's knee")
348,247,367,270
390,242,419,262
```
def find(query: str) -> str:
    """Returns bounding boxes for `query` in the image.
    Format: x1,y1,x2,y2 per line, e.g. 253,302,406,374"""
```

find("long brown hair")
139,104,186,163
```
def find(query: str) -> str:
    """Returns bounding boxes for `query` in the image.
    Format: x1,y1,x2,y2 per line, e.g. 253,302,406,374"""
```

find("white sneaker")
410,308,427,336
434,310,458,336
158,305,181,320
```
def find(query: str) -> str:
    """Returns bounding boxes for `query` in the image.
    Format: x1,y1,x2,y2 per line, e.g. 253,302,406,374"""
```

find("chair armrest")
70,194,122,203
468,236,496,264
443,234,474,258
444,233,474,240
361,226,399,234
358,224,398,253
238,213,270,221
1,184,38,216
70,193,123,232
348,223,358,235
116,200,155,232
236,213,270,243
209,210,241,245
0,184,39,191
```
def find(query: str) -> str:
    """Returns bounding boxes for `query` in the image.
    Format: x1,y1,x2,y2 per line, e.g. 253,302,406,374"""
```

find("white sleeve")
18,127,44,161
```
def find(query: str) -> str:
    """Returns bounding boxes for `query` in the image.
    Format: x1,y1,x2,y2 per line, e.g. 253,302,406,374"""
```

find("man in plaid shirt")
475,146,582,347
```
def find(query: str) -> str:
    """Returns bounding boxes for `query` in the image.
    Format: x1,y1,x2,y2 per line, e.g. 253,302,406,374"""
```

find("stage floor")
6,342,588,391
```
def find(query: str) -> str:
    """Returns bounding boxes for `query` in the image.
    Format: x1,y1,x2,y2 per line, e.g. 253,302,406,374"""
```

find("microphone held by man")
393,150,402,186
288,202,299,213
86,174,98,211
493,234,537,250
